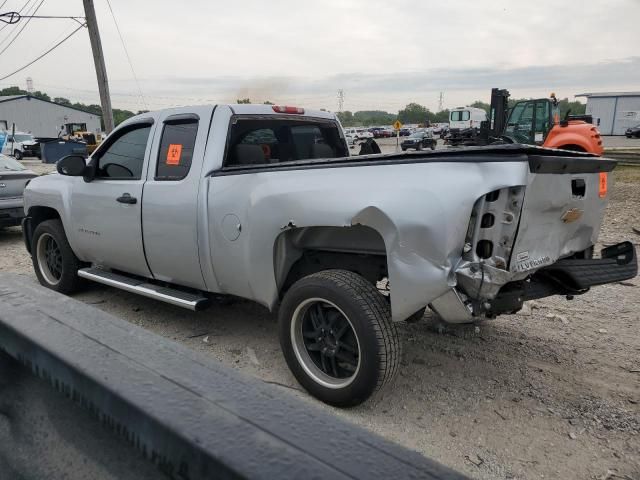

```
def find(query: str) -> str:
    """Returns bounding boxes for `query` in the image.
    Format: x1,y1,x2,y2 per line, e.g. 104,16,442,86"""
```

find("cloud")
131,56,640,111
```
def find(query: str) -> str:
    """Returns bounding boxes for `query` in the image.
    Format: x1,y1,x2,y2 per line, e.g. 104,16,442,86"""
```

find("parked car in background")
625,125,640,138
399,127,412,136
344,128,373,141
343,131,356,148
381,127,394,137
2,132,40,160
369,127,387,138
0,154,37,228
355,128,373,140
401,130,437,151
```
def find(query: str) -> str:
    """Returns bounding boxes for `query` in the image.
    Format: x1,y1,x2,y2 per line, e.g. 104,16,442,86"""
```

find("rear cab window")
156,115,199,181
225,117,348,167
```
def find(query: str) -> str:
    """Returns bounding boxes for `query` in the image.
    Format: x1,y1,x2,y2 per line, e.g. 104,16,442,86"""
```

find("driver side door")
69,120,155,278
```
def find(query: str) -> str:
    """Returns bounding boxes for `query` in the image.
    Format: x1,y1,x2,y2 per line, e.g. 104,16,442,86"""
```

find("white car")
2,132,39,160
344,128,373,141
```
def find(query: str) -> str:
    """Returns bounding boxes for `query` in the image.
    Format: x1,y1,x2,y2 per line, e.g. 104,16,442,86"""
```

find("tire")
430,142,436,150
14,150,23,160
32,219,83,294
416,143,423,151
401,147,407,151
279,270,400,407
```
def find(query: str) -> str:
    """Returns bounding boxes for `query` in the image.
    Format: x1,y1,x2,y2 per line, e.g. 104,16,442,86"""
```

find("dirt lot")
1,160,638,480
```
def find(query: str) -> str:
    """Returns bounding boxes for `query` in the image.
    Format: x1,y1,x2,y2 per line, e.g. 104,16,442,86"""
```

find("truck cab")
504,97,604,154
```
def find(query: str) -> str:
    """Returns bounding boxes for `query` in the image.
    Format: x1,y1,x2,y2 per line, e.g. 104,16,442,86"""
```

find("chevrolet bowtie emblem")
561,208,583,223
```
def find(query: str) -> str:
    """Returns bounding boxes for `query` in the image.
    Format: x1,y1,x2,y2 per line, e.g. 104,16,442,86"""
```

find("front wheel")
14,150,23,160
279,270,400,407
32,219,84,294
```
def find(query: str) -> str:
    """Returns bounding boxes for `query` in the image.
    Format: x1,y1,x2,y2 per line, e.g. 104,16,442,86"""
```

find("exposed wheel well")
274,226,388,297
25,206,61,251
29,206,61,226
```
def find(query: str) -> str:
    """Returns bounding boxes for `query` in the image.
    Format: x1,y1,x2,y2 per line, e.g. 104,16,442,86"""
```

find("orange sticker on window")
166,144,182,165
598,172,607,198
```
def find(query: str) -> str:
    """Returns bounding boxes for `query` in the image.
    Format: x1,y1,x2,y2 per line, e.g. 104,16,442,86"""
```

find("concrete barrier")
0,273,468,480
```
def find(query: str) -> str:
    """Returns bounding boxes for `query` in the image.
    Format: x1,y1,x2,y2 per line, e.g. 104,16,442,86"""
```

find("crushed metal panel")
509,172,607,274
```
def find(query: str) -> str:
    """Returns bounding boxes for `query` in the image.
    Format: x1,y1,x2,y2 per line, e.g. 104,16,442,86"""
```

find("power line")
0,21,85,81
0,0,45,55
105,0,146,109
0,0,31,34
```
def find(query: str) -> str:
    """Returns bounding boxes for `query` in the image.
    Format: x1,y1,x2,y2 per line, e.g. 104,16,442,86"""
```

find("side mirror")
56,155,87,176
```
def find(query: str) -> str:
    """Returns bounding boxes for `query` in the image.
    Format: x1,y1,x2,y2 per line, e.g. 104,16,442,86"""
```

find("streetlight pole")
82,0,114,134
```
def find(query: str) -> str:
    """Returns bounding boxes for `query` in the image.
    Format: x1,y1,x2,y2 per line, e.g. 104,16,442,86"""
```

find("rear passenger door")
141,106,214,290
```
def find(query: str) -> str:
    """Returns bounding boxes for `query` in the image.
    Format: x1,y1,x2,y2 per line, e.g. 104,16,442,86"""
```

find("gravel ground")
1,159,638,480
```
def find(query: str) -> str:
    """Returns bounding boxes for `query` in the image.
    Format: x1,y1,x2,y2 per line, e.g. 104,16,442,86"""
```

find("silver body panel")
24,105,611,322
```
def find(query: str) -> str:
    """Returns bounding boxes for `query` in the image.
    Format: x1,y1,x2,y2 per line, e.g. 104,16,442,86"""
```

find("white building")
0,95,102,137
576,91,640,136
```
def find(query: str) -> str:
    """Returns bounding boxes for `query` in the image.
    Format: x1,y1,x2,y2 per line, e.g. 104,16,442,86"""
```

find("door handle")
116,193,137,204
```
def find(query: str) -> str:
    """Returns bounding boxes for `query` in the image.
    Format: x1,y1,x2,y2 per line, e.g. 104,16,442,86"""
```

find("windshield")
409,132,423,138
0,154,26,171
13,134,34,143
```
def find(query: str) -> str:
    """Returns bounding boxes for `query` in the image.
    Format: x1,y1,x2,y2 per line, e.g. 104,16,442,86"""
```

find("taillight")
272,105,304,114
599,172,607,198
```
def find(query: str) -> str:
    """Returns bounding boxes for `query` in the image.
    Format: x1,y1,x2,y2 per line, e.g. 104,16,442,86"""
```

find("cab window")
95,125,151,179
225,118,348,166
451,111,470,121
155,118,198,181
505,102,535,143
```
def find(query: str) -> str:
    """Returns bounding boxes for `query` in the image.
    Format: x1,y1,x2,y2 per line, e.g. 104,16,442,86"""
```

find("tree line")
0,87,587,129
337,97,586,127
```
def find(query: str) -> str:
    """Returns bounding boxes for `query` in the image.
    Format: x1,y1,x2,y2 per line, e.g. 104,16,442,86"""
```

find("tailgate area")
509,170,608,274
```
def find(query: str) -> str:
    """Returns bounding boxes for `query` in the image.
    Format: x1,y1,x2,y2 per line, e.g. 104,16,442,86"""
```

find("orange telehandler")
447,88,603,155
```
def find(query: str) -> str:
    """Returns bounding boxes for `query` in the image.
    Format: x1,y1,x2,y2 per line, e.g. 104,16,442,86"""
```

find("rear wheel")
32,219,83,294
279,270,400,407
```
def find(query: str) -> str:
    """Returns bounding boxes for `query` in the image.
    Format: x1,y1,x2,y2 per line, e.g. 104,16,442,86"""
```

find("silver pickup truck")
22,104,637,406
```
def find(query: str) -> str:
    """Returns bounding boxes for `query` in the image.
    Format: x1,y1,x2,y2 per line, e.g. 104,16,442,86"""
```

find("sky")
0,0,638,113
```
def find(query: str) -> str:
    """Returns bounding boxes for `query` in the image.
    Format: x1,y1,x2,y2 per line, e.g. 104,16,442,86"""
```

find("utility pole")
438,92,444,112
83,0,114,133
337,89,344,112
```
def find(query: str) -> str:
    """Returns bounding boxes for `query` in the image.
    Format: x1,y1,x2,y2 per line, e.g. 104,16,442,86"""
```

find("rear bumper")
0,206,25,227
490,242,637,315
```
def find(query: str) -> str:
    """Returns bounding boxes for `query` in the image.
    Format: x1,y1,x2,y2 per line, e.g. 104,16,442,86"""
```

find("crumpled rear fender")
209,160,530,321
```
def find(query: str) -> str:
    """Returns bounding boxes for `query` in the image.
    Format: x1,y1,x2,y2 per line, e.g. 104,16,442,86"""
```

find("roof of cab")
230,104,337,120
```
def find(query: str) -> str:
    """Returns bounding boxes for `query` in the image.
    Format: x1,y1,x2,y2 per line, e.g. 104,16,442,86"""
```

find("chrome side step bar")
77,267,210,311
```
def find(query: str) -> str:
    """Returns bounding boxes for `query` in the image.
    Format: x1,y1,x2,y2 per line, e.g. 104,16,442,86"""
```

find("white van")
449,107,487,130
1,131,38,160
